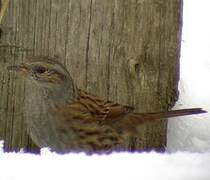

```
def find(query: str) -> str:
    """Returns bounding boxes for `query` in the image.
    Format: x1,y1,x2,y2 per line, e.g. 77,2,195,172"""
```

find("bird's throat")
24,81,77,149
36,81,78,105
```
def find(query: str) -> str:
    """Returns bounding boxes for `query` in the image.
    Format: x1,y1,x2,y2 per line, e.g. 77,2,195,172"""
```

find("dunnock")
7,56,207,154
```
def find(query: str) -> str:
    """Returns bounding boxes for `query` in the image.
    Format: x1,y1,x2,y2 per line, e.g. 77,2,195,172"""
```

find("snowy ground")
0,0,210,180
0,145,210,180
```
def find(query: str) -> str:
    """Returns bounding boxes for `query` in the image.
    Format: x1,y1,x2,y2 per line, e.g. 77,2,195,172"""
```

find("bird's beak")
7,63,30,76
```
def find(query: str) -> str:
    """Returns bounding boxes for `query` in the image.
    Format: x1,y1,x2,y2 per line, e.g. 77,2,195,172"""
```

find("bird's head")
8,56,73,86
7,56,77,100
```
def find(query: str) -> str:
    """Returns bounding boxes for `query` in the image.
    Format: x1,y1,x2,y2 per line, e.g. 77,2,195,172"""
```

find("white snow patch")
167,0,210,152
0,152,210,179
0,142,209,180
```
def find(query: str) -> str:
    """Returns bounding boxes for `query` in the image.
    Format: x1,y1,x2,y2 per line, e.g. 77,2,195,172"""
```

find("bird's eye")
34,66,47,74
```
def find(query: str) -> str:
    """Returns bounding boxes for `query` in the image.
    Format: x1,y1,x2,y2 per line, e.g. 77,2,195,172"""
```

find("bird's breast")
24,87,125,153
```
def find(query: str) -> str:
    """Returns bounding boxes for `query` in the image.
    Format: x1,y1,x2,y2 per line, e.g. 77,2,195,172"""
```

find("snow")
0,1,210,180
0,143,209,180
167,0,210,152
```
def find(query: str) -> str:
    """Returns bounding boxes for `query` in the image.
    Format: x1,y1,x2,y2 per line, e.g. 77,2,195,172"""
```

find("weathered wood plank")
0,0,182,152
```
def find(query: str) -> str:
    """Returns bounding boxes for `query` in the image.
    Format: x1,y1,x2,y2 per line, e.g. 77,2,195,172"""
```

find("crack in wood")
85,0,93,89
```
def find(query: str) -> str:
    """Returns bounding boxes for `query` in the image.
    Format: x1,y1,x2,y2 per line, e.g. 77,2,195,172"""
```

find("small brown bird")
7,56,206,154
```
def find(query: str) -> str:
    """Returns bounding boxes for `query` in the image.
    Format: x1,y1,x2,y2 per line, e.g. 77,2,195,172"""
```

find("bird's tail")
128,108,207,125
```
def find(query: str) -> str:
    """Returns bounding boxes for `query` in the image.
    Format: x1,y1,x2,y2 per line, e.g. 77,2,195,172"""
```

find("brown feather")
75,89,134,122
56,90,207,129
126,108,207,125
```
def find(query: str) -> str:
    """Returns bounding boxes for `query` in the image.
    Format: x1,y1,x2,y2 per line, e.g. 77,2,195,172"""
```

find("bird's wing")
76,89,134,121
55,89,134,123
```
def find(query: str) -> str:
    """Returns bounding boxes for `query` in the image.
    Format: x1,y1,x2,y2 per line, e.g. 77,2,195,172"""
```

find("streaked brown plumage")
7,56,207,154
